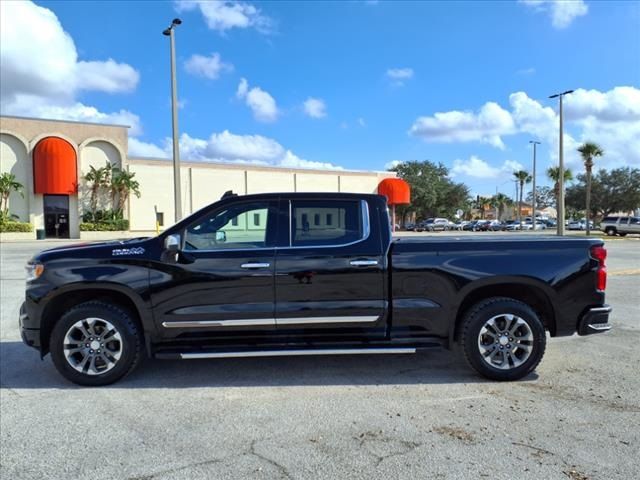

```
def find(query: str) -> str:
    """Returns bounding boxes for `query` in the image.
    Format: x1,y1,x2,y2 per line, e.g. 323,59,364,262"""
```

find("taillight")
591,245,607,291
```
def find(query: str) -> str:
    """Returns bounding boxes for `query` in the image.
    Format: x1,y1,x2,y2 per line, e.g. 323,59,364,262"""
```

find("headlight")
25,263,44,282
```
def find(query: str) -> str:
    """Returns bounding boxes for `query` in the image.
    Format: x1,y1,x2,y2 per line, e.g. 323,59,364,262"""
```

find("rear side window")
602,216,618,222
290,200,365,247
630,217,640,225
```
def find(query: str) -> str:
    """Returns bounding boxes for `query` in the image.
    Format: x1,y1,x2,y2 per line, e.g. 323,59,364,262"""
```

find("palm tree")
577,142,604,235
491,192,512,221
0,172,24,220
547,166,573,222
83,165,110,221
476,196,490,219
513,170,532,223
111,168,141,216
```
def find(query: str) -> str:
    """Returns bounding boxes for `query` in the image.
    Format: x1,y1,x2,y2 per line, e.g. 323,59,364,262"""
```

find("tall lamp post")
529,140,540,226
549,90,574,235
163,18,182,222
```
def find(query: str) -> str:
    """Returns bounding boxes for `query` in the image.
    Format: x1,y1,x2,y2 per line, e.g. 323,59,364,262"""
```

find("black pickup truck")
20,192,611,385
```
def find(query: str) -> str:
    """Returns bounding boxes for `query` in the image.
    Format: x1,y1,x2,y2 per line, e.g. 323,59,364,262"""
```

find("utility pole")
163,18,183,222
549,90,574,235
530,140,541,228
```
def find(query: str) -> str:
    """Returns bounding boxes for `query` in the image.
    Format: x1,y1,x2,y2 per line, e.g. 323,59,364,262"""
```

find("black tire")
619,232,627,237
50,301,143,386
604,227,616,236
460,297,546,381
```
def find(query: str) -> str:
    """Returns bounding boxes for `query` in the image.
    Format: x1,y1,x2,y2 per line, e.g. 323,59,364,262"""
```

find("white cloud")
451,156,524,179
409,102,516,149
184,52,233,79
303,97,327,119
520,0,588,29
384,160,402,170
516,67,536,75
0,1,141,131
236,78,279,122
128,137,167,158
386,67,414,86
357,117,366,127
129,130,342,170
175,0,273,34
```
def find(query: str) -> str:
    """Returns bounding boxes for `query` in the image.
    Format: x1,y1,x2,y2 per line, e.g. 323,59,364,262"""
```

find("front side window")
291,200,365,247
184,201,273,250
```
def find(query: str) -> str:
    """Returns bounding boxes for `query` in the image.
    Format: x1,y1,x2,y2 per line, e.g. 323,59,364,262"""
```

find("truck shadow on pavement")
0,341,538,389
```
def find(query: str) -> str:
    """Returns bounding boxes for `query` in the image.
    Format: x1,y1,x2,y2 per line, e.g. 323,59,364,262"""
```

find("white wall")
0,133,30,222
295,173,339,192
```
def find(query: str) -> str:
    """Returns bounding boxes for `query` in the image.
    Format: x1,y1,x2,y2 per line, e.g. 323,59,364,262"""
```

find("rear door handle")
241,262,271,269
350,259,379,266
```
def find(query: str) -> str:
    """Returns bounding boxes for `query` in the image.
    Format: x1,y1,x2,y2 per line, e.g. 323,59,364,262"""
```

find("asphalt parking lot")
1,235,639,480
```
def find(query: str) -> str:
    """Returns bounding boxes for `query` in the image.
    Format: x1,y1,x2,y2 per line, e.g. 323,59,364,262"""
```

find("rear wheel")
460,297,546,381
50,301,143,386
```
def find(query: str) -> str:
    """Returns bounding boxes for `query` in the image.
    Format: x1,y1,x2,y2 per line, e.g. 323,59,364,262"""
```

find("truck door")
151,199,279,338
274,198,387,340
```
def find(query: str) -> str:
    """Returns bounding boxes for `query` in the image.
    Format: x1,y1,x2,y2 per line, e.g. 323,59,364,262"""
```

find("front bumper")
19,302,41,349
577,305,612,336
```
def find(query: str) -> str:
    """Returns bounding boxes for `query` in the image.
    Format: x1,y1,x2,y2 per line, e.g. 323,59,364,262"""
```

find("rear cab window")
290,199,367,247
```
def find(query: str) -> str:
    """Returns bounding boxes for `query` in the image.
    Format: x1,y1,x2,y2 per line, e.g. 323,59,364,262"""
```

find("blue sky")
2,0,639,197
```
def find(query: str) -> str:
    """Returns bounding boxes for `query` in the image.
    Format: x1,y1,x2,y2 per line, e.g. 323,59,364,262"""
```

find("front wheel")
605,227,616,236
50,301,143,386
460,297,546,381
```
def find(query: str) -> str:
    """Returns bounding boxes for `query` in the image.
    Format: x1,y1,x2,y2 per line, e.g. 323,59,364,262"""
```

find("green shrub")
0,221,33,233
79,219,129,231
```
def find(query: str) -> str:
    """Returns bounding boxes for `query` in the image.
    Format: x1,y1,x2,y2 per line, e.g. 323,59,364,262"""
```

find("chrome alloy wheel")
63,318,123,376
477,314,533,370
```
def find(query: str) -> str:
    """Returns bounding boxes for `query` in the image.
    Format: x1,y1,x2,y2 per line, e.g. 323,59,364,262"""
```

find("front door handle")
241,262,271,269
350,259,379,266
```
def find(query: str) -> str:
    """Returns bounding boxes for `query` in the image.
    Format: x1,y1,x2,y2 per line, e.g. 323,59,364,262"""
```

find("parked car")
455,221,470,231
473,220,490,231
463,220,478,231
20,192,611,385
600,216,640,236
568,219,594,231
487,220,503,231
423,218,452,232
503,220,521,231
404,223,416,231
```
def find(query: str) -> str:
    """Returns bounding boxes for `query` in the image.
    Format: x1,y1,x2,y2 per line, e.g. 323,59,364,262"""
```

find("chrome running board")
179,347,416,360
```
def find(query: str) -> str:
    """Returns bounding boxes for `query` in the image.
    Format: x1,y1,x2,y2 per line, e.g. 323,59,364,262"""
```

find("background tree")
547,166,573,220
513,170,532,222
0,172,24,220
525,186,555,209
476,195,491,219
566,167,640,218
390,160,470,222
491,192,513,220
577,142,604,235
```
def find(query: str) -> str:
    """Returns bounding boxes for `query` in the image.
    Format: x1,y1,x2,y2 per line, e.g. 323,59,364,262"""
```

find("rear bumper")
19,302,41,349
577,305,612,336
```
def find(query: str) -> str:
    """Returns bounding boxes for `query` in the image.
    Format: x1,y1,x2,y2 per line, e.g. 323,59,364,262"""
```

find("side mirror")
215,231,227,243
164,234,180,252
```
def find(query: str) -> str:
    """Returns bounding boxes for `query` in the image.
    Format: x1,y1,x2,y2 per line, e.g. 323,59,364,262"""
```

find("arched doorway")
33,137,77,238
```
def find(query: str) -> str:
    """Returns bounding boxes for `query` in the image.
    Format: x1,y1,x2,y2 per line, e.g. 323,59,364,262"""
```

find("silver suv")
600,216,640,236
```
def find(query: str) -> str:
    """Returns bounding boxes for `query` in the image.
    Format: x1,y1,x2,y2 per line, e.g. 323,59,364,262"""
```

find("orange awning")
33,137,77,195
378,178,410,205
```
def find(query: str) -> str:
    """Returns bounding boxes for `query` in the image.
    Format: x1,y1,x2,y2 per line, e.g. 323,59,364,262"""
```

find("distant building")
1,115,395,238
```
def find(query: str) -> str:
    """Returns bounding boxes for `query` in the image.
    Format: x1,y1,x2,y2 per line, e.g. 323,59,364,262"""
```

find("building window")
231,217,238,226
156,212,164,227
314,214,320,226
254,213,260,226
326,213,333,226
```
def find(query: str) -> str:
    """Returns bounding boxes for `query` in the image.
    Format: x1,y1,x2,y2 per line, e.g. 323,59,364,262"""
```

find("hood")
32,237,153,263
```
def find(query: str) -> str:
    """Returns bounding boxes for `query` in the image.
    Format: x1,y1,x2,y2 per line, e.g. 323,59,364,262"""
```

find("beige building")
1,115,395,238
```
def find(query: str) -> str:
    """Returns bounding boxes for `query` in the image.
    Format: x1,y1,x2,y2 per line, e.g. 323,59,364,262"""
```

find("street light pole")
163,18,182,223
529,140,540,227
549,90,574,236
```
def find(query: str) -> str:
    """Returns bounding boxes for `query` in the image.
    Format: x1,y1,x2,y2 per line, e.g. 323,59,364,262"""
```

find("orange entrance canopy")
33,137,77,195
378,178,410,205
